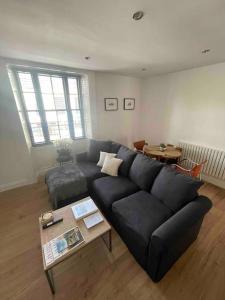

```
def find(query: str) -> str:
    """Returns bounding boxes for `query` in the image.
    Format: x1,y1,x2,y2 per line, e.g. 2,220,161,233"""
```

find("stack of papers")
71,198,104,229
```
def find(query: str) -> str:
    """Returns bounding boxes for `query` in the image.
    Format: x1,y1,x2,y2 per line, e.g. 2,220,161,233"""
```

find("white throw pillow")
101,156,123,176
97,151,116,167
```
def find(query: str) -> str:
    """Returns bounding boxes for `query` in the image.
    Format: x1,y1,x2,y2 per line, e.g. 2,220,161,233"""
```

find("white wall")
0,57,35,190
0,58,142,191
1,55,225,191
94,72,141,147
141,62,225,150
140,62,225,188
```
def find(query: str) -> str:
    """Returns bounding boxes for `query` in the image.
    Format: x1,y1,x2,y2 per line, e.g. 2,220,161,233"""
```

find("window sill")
31,137,87,147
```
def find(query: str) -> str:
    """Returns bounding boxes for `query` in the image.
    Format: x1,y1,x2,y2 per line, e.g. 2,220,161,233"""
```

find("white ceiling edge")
2,54,225,81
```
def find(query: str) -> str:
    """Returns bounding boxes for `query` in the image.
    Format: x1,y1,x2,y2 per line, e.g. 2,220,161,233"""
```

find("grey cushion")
111,142,122,153
77,161,107,183
129,154,164,191
117,146,137,177
91,176,139,213
112,191,172,267
87,139,112,162
151,166,203,212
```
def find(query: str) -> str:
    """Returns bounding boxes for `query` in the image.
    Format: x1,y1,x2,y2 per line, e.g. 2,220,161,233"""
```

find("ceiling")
0,0,225,77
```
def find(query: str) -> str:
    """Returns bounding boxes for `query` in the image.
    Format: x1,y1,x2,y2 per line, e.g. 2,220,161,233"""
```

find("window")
11,68,85,145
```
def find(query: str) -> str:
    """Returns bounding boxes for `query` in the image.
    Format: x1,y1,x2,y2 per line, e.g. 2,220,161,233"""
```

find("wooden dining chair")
133,140,148,154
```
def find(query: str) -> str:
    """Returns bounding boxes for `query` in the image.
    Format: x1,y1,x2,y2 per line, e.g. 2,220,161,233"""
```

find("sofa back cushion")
151,166,203,212
117,146,137,177
87,139,112,162
129,154,164,191
111,142,122,153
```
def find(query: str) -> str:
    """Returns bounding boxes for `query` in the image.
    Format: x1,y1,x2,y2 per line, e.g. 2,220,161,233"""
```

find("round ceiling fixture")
201,49,210,54
85,56,90,60
133,11,144,21
142,68,147,71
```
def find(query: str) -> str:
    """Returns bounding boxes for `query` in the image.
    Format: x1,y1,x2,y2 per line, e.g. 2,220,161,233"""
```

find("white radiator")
178,142,225,180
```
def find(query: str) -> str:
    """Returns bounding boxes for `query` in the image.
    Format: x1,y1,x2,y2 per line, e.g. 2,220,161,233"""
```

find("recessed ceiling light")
85,56,90,60
201,49,210,54
133,11,144,21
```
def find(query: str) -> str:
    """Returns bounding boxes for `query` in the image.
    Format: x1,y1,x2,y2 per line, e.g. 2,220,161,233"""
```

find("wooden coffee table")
39,197,112,294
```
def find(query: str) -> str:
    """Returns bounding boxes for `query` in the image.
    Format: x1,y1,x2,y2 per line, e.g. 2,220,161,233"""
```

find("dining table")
143,145,182,161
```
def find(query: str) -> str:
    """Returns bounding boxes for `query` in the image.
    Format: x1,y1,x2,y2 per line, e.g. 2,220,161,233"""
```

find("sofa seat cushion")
91,176,139,214
151,166,204,212
77,161,107,183
129,153,164,191
117,146,137,177
112,191,173,268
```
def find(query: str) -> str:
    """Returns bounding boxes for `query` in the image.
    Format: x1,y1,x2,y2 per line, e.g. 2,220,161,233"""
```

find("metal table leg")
45,268,55,294
102,229,112,252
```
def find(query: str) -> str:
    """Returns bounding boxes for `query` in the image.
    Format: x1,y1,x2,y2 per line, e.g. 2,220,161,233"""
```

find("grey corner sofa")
47,139,212,282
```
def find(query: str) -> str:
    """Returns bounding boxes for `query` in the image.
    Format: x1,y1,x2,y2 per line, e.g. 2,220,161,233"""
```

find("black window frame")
10,66,86,147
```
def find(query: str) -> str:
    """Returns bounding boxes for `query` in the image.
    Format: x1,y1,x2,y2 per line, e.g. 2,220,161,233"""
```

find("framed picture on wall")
104,98,118,111
124,98,135,110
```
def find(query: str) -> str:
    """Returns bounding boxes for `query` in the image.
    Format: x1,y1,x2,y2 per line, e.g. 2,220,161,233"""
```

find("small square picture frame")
104,98,118,111
124,98,135,110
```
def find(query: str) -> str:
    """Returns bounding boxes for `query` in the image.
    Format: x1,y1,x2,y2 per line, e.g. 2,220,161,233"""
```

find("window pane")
27,112,45,143
68,78,78,94
31,124,45,143
38,75,52,93
23,93,38,110
69,94,79,109
28,111,41,123
54,94,66,109
15,69,85,145
46,111,60,140
57,111,70,138
42,94,55,110
72,110,83,137
52,77,64,94
18,72,34,92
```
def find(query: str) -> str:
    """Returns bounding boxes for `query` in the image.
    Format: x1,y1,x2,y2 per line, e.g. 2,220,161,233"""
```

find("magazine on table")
43,226,84,266
71,197,98,220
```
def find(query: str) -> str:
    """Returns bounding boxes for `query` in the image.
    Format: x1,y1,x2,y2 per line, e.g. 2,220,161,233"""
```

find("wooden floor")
0,182,225,300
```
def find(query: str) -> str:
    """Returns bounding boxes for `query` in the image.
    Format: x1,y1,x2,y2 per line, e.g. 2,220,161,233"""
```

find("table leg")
45,268,55,294
102,230,112,252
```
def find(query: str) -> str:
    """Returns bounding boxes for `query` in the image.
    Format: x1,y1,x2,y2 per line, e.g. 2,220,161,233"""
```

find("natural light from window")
12,68,85,146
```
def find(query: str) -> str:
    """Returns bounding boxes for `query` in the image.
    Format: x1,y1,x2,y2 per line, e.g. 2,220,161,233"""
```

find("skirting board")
202,174,225,189
0,178,36,193
36,164,58,178
0,165,57,193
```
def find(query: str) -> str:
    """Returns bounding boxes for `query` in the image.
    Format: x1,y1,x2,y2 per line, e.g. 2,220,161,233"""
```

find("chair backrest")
190,160,207,177
133,140,146,151
172,160,207,179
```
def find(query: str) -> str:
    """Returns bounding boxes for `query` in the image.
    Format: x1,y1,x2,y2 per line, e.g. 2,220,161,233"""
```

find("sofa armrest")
76,152,88,162
147,196,212,282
